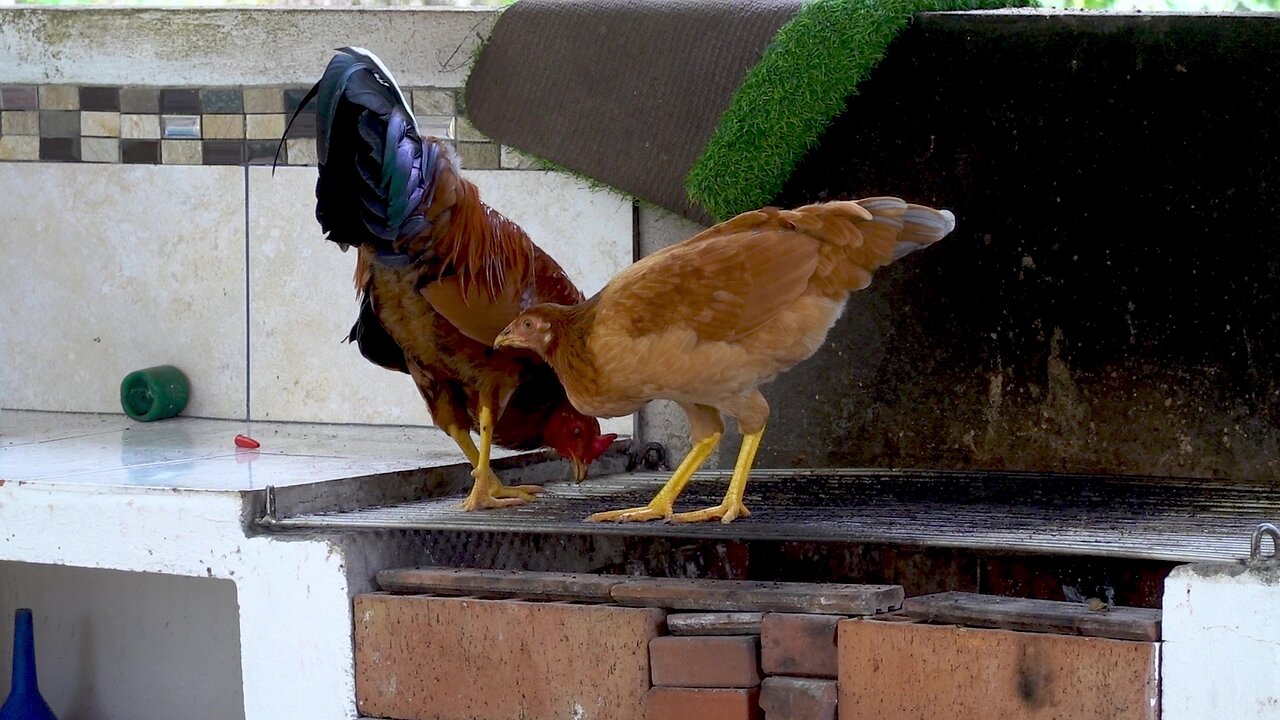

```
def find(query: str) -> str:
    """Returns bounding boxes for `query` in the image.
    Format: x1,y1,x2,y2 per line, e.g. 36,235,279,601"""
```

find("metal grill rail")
260,468,1280,563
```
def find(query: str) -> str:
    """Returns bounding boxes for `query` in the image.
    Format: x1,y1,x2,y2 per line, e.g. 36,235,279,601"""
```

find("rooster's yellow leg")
670,426,763,524
587,432,721,522
458,404,543,511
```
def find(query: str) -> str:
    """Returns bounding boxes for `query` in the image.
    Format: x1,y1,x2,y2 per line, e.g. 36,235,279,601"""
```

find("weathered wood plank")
901,591,1161,641
376,567,623,602
612,578,903,615
667,612,765,636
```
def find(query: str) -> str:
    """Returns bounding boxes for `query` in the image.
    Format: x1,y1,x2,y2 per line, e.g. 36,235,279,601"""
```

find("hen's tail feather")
857,196,956,264
801,197,954,296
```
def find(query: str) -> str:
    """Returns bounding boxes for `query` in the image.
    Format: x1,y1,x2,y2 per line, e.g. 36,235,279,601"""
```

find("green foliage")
685,0,1038,222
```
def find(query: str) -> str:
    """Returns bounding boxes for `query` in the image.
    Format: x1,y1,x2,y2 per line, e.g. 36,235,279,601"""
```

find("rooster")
296,47,614,510
495,198,954,522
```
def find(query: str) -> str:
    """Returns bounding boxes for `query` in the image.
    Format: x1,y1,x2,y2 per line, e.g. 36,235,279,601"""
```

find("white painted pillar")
1162,562,1280,719
234,539,359,720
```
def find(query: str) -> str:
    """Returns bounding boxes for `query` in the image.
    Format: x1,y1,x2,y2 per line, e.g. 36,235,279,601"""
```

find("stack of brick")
355,569,905,719
643,610,850,720
646,614,765,720
354,574,1164,720
759,613,841,720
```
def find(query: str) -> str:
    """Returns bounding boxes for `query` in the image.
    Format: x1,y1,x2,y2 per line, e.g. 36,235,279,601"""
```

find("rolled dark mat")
466,0,802,225
465,0,1030,223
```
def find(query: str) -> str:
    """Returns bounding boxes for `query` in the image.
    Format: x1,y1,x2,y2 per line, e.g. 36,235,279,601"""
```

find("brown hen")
495,198,954,522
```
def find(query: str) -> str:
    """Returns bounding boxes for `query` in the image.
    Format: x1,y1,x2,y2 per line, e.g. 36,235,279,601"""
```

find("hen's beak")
570,456,589,482
493,327,530,351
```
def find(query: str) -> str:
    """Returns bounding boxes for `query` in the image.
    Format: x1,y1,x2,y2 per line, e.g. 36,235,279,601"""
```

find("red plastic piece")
234,434,260,449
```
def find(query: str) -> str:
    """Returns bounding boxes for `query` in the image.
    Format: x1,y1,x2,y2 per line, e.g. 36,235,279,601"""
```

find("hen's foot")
670,501,751,524
586,503,672,523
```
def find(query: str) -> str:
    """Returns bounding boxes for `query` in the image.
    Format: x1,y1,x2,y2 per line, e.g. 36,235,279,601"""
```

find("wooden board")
376,566,622,601
901,591,1161,641
612,578,903,615
667,612,765,636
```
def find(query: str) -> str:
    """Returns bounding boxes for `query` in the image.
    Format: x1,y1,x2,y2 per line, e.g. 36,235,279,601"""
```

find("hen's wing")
595,209,856,342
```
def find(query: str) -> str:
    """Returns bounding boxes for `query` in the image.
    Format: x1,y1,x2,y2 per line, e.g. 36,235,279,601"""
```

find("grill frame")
257,466,1279,564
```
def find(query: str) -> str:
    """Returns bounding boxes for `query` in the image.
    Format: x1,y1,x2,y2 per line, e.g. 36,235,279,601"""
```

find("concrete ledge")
0,8,498,86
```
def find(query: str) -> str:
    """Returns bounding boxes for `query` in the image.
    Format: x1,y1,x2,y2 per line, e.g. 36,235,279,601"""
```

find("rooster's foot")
460,469,544,511
670,501,751,524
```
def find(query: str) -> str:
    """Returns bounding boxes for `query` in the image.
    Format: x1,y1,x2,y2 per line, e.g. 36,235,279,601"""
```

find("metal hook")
1249,523,1280,562
260,485,279,526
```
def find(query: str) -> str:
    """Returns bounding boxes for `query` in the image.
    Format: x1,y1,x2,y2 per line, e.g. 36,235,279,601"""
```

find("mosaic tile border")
0,84,526,170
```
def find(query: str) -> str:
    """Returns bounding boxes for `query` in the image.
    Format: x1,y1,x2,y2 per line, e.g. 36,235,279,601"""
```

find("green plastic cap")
120,365,191,422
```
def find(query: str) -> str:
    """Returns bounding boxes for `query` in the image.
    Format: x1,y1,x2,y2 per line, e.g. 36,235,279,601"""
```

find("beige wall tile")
246,166,432,425
245,113,285,140
500,145,541,170
38,84,79,110
202,114,245,139
467,170,632,298
120,114,161,139
246,167,633,436
0,135,39,161
161,140,202,164
455,115,487,142
1,111,40,135
467,169,634,438
0,164,247,418
242,87,283,113
81,110,121,137
81,137,120,163
458,142,500,170
412,89,455,117
285,138,317,165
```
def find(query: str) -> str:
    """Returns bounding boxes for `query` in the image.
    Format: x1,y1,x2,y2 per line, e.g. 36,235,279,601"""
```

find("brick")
355,593,663,720
761,613,840,678
759,677,837,720
650,636,761,688
837,619,1159,720
645,687,761,720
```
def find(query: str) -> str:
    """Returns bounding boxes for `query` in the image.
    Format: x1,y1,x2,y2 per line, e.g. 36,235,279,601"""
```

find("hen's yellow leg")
458,404,544,511
587,432,721,522
670,426,763,524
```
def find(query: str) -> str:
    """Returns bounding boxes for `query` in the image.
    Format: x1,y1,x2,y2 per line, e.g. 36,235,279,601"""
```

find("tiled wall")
0,8,634,434
0,83,524,170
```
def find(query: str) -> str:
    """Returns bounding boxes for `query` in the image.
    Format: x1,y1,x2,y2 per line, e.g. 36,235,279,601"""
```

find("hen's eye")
573,427,582,437
522,319,533,329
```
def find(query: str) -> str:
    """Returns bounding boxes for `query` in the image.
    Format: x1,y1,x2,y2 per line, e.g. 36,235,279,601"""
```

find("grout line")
244,164,251,421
